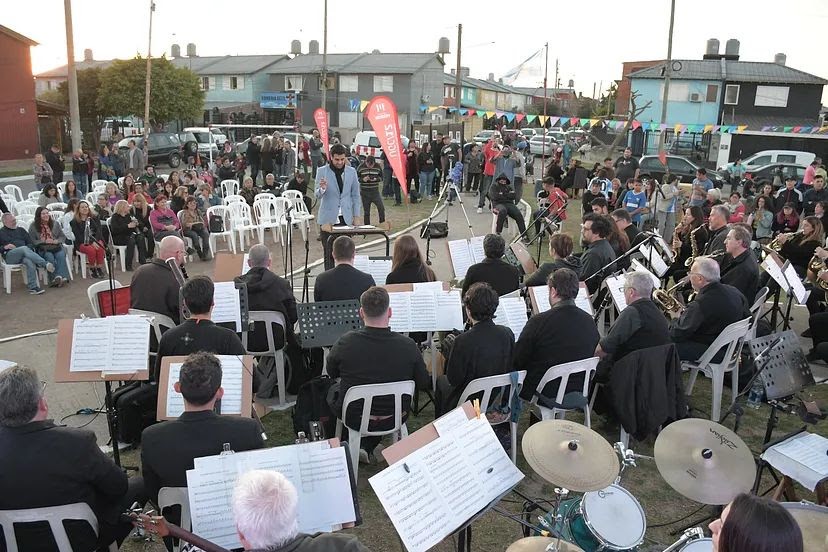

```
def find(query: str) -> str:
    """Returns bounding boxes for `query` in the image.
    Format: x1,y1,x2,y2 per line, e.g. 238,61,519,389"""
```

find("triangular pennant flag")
467,109,476,116
447,107,456,114
548,117,560,127
783,126,793,133
526,114,537,123
495,110,505,119
349,99,359,112
631,120,641,131
477,110,486,118
761,126,771,132
570,118,580,126
589,118,599,127
559,117,570,126
674,124,683,134
737,125,747,133
459,108,468,116
427,106,440,113
648,122,658,132
703,124,713,133
792,126,802,133
539,115,549,126
516,113,525,123
801,127,812,133
419,105,428,113
359,100,369,112
505,113,516,123
485,111,496,119
615,121,625,130
712,125,720,133
659,123,667,131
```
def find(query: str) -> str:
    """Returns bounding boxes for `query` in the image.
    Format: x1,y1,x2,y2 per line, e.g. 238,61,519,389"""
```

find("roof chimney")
171,44,181,58
724,38,740,60
290,40,301,55
488,72,495,81
460,67,470,78
703,38,720,59
308,40,320,55
774,53,787,66
438,37,450,54
371,49,381,54
186,43,197,57
83,49,93,62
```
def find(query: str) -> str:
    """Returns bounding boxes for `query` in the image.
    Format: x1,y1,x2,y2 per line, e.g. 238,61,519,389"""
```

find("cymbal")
522,420,619,492
782,502,828,552
506,537,584,552
654,419,756,505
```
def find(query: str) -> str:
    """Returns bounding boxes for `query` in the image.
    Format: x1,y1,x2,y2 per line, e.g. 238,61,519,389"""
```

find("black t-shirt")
614,156,639,182
441,142,460,161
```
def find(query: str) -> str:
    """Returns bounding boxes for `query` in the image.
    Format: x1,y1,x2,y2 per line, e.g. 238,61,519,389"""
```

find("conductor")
315,144,363,269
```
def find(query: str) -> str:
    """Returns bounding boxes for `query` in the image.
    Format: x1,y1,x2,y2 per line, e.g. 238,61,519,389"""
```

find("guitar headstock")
125,509,171,538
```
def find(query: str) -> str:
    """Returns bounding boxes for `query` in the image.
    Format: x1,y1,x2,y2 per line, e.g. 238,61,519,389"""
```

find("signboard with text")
260,92,297,109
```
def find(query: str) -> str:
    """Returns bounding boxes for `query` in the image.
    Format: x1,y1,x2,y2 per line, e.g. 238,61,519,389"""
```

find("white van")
183,127,220,157
725,150,816,172
351,130,410,159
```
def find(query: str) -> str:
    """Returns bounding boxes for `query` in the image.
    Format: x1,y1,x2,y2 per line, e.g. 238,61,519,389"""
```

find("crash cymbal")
506,536,584,552
654,419,755,505
522,420,619,492
782,502,828,552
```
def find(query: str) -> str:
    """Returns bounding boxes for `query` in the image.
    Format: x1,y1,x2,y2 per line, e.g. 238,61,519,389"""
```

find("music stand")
297,300,363,349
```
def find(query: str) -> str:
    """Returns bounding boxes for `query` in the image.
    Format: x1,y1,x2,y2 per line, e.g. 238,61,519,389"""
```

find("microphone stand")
583,234,656,286
511,201,568,267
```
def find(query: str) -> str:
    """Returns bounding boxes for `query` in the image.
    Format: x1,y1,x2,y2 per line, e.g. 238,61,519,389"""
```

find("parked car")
351,130,410,159
209,127,228,147
638,154,726,187
183,127,220,158
720,150,816,172
472,130,498,145
665,137,704,160
747,163,807,186
118,132,195,168
528,135,559,156
520,128,539,139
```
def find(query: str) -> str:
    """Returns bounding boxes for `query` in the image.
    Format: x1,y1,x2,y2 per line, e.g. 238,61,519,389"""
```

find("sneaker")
185,247,196,256
56,276,65,287
45,262,55,273
477,207,483,214
358,449,375,465
49,276,63,288
29,287,45,295
801,328,812,338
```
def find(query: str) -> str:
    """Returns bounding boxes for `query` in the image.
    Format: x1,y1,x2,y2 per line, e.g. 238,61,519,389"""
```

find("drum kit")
505,417,828,552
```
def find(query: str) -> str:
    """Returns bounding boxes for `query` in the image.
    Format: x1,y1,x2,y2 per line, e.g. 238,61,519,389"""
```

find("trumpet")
653,276,689,316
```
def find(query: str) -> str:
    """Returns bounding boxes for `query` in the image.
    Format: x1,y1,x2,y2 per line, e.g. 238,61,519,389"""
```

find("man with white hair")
595,270,670,378
130,235,187,324
670,257,750,361
232,470,370,551
720,225,759,302
703,204,730,259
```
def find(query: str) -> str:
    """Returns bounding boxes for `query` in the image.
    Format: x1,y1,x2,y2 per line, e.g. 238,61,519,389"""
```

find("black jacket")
385,259,434,285
579,239,617,294
523,256,582,288
141,410,264,504
803,187,828,215
609,344,686,441
704,225,728,256
246,141,261,164
314,264,375,302
0,420,128,551
488,180,517,205
69,216,104,250
155,319,247,377
461,258,520,297
130,259,181,325
670,281,750,345
720,250,760,303
515,300,600,400
108,212,137,246
445,319,515,407
236,267,298,351
45,149,65,175
0,225,34,257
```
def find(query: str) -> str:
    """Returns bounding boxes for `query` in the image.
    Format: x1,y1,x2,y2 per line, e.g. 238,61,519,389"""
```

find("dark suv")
118,132,198,168
638,154,726,187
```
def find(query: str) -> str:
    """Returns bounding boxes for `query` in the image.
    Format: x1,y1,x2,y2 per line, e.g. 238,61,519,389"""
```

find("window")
339,112,358,128
339,75,358,92
660,82,689,102
724,84,740,105
640,158,661,170
778,155,797,164
706,84,718,103
667,157,693,173
751,155,772,166
285,75,304,90
373,75,393,92
755,85,789,107
229,76,239,90
368,137,381,148
200,76,209,91
444,86,456,98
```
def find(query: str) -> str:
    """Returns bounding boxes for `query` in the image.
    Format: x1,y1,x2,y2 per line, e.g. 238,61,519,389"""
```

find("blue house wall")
631,78,721,126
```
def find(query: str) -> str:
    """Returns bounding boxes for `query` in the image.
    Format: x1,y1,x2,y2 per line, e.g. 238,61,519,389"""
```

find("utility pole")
321,0,328,115
658,0,676,152
554,58,559,90
63,0,81,151
454,24,462,121
143,0,155,141
542,43,549,164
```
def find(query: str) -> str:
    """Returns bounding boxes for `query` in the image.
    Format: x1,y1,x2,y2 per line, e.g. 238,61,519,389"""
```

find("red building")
615,60,663,117
0,25,39,161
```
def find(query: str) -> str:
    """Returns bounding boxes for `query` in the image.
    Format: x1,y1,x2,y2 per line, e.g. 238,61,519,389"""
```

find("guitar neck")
164,523,232,552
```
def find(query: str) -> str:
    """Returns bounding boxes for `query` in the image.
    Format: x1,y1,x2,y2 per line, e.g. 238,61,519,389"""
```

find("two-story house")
0,25,39,160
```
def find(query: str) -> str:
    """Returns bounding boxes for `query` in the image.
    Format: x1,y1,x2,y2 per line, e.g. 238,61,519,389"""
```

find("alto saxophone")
684,225,703,267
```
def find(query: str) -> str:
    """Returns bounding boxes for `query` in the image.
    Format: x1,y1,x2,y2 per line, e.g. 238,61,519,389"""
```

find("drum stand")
663,528,705,552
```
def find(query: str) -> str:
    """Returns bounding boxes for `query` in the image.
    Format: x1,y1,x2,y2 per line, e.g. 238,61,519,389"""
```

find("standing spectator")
512,143,527,201
124,139,145,179
180,196,210,261
45,145,65,184
28,207,70,287
430,132,443,187
729,158,746,190
465,143,483,193
380,150,393,199
62,179,82,203
70,200,106,278
613,146,639,184
221,140,236,163
71,149,88,195
297,135,311,177
0,213,54,294
624,178,648,227
656,174,681,238
233,152,247,182
246,135,261,184
418,142,436,199
309,129,324,178
259,137,274,181
33,153,54,190
803,159,819,188
282,140,296,177
601,157,616,181
85,149,96,188
405,141,419,197
477,137,499,213
357,156,386,228
440,135,462,185
273,136,285,177
97,145,115,181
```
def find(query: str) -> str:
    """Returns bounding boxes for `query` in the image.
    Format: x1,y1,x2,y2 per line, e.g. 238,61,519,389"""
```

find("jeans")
40,248,70,282
513,177,524,204
382,169,393,197
656,210,676,238
5,246,47,289
392,179,402,205
249,163,260,184
467,172,482,192
494,202,527,234
419,171,435,198
311,157,322,179
478,175,493,208
361,187,385,226
183,227,210,257
73,173,88,195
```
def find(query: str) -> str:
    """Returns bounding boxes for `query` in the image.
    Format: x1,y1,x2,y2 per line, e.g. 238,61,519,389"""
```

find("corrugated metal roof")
629,59,827,85
195,55,288,75
729,114,822,128
35,59,113,78
169,56,226,73
267,52,440,74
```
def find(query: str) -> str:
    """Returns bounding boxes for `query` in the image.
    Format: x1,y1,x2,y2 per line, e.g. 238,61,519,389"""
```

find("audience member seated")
131,235,186,324
93,194,112,222
314,236,375,302
170,185,189,213
180,195,211,261
149,195,183,241
610,208,646,248
523,233,581,287
709,493,803,552
489,175,528,239
515,268,600,401
127,182,152,205
69,200,106,278
704,205,731,257
435,283,515,416
326,286,429,462
579,213,617,294
0,212,55,295
594,271,670,381
0,366,143,551
196,183,221,215
590,196,609,215
141,352,264,506
37,183,61,207
533,177,568,235
287,171,312,211
720,225,760,302
461,233,520,297
109,200,148,269
231,470,370,552
62,179,82,203
155,275,247,376
669,258,750,362
27,207,70,287
240,176,260,207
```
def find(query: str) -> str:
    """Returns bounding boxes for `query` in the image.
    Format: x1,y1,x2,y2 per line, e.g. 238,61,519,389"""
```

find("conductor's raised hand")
318,177,328,192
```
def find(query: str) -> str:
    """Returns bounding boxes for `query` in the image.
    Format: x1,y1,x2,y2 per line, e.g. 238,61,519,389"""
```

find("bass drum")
680,538,712,551
781,501,828,552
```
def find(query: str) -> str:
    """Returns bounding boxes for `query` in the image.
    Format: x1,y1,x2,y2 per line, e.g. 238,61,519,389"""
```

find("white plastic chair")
746,286,769,341
49,211,62,223
1,255,34,294
87,280,124,317
223,194,245,206
46,202,67,211
156,174,170,183
157,487,191,552
254,192,277,203
221,179,240,198
85,192,99,204
456,371,527,464
283,191,315,242
206,205,236,254
27,191,41,201
0,502,117,552
684,317,752,422
128,308,177,361
242,311,292,409
227,201,258,250
335,380,416,483
3,184,24,204
16,214,34,228
90,179,108,191
75,249,109,279
253,198,283,245
13,202,37,217
530,357,598,427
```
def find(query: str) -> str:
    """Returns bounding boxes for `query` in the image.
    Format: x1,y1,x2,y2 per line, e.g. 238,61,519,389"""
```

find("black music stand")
297,300,363,349
325,226,390,270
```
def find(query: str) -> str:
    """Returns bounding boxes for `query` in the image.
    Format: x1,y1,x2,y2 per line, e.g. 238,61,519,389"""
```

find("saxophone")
653,276,689,315
684,225,703,267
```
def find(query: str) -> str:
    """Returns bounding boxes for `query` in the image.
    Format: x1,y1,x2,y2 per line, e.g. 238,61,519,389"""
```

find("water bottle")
746,378,765,409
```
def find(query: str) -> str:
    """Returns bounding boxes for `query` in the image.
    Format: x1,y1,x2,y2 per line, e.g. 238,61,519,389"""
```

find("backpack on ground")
291,375,337,439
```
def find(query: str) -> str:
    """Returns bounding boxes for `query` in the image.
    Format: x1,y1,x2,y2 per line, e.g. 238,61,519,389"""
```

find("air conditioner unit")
689,93,702,103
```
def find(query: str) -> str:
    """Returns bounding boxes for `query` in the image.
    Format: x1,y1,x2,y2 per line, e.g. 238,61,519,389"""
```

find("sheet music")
241,253,251,275
188,443,357,549
413,281,444,294
216,355,244,414
452,417,523,498
409,293,438,332
630,259,663,289
448,239,474,279
575,285,594,316
69,316,150,373
469,236,485,263
782,263,810,304
388,292,412,333
762,432,828,491
761,257,788,290
435,290,464,331
638,244,669,277
165,363,186,418
211,281,242,332
494,297,528,339
529,285,551,313
605,274,629,312
389,290,463,332
354,255,392,285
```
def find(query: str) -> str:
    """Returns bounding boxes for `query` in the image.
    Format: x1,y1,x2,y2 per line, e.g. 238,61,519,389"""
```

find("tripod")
421,173,474,266
511,203,566,267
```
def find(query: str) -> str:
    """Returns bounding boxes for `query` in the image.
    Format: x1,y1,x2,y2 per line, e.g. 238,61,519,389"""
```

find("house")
0,25,39,161
614,60,663,116
264,48,445,133
33,49,112,96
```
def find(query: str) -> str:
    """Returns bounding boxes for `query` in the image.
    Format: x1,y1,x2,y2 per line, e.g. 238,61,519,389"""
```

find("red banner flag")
365,96,407,196
313,108,330,159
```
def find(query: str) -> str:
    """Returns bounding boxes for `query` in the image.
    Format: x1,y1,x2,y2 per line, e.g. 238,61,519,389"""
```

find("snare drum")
782,501,828,552
538,484,646,551
680,538,713,551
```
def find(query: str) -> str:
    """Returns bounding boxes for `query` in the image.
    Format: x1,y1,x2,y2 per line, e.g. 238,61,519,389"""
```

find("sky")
8,0,828,103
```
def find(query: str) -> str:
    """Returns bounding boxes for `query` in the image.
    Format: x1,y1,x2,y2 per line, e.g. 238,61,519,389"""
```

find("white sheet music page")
630,259,663,290
165,363,186,418
761,257,788,290
435,290,464,331
530,286,551,313
762,432,828,491
241,253,251,275
448,239,473,279
353,255,371,275
451,417,524,501
495,297,528,339
70,318,111,372
211,281,242,331
186,466,239,549
409,292,438,332
366,258,392,285
215,355,244,415
413,281,444,294
605,275,629,312
388,292,412,333
782,263,810,304
638,244,669,277
469,236,486,264
108,315,150,373
575,285,594,316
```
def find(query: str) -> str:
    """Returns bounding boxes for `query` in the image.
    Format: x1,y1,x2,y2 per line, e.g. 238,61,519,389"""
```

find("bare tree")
609,90,653,153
